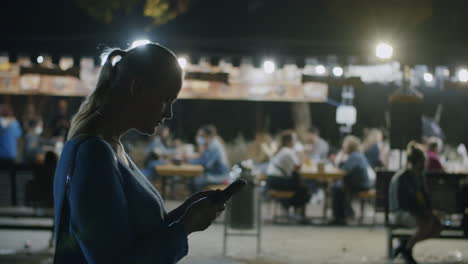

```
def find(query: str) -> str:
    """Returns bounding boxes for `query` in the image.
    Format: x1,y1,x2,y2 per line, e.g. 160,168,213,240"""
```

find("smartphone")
210,179,247,204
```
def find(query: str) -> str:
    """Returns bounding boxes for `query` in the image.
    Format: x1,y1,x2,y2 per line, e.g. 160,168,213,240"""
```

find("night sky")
3,0,468,64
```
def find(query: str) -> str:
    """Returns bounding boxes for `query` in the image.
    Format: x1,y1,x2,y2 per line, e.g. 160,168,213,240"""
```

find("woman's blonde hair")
362,128,383,151
67,43,181,140
343,135,361,153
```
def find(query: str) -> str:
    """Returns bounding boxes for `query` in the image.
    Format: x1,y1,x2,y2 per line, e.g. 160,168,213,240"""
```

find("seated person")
304,126,329,161
332,135,374,225
142,125,174,179
266,130,311,222
389,141,442,264
363,128,387,169
189,125,230,192
248,132,277,175
426,137,444,171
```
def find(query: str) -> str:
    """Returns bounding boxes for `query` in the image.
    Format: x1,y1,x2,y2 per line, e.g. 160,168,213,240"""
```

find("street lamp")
376,42,393,59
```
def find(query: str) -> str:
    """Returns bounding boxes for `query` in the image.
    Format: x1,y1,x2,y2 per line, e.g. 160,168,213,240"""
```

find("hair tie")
105,49,127,66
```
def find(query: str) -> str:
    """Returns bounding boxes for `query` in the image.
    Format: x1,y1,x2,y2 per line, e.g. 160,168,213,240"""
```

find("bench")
356,189,376,225
0,220,53,231
264,190,295,223
376,171,468,259
0,207,54,230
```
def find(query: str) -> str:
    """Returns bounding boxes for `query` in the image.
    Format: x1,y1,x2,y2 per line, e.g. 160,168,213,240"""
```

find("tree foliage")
74,0,195,25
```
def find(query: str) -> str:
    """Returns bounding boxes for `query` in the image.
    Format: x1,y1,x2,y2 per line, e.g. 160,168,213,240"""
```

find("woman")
332,135,373,225
389,141,442,264
53,43,225,264
265,130,311,222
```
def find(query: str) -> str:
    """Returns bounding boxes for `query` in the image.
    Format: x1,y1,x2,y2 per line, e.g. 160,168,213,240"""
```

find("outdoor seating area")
2,1,468,263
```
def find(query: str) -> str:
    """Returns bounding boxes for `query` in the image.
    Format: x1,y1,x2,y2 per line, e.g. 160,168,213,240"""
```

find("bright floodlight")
177,57,188,69
315,65,326,75
376,43,393,59
423,73,433,82
458,68,468,82
263,60,276,74
130,39,151,49
332,66,344,77
37,56,44,64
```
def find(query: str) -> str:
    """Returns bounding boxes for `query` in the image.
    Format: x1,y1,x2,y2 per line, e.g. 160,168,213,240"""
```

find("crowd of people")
249,128,379,225
135,119,465,230
0,99,72,168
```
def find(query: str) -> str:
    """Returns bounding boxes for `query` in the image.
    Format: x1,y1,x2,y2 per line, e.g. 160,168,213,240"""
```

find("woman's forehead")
147,75,182,99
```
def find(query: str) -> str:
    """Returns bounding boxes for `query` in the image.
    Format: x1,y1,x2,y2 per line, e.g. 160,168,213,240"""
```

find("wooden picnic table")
154,163,204,199
300,165,345,182
300,164,346,221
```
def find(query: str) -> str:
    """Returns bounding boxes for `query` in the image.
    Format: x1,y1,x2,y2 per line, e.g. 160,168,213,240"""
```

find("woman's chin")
135,126,158,136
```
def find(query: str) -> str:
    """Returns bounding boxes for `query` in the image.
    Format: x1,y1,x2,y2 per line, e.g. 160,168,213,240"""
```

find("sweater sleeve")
68,138,188,264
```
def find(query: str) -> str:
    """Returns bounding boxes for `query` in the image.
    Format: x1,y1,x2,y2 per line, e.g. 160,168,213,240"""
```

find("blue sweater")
53,136,188,264
341,152,373,190
190,138,229,176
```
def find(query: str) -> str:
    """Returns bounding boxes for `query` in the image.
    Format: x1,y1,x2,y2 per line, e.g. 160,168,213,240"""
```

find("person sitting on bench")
331,135,374,225
266,130,311,223
388,141,442,264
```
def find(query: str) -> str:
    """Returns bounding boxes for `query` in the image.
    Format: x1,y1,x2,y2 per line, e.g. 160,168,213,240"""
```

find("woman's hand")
180,198,225,235
167,190,222,224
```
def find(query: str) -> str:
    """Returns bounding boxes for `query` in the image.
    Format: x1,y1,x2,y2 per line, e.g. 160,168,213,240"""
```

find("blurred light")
36,56,43,64
315,65,326,75
457,68,468,82
336,105,357,125
177,57,188,69
263,60,275,74
443,69,450,77
332,66,344,77
130,39,151,49
376,42,393,59
423,73,434,82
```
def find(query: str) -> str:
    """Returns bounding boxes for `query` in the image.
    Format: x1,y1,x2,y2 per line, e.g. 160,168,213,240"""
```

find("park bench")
376,171,467,259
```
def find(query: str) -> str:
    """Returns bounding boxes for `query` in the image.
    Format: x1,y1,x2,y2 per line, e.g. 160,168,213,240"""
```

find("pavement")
0,200,467,264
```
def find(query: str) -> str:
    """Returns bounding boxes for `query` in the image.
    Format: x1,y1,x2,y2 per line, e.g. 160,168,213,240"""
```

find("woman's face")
133,72,182,135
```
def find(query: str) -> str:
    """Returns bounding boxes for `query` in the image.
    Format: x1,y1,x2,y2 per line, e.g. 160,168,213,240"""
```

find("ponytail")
67,49,127,139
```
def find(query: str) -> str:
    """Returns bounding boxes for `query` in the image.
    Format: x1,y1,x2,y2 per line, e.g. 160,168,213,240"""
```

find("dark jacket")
389,169,432,216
